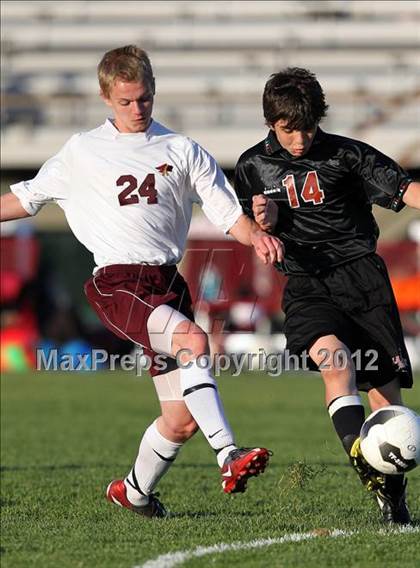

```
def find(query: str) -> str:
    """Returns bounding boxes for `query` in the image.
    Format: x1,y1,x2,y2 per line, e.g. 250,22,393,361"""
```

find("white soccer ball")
360,405,420,475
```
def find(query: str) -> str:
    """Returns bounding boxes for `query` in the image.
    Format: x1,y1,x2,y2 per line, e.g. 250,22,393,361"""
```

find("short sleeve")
343,141,411,212
234,158,254,219
186,139,242,233
10,134,78,215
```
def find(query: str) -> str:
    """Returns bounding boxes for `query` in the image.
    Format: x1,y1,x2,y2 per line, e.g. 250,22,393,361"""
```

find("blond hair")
98,45,155,97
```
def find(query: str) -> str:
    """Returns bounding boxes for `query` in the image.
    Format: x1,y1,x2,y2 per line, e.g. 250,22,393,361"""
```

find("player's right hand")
252,194,278,233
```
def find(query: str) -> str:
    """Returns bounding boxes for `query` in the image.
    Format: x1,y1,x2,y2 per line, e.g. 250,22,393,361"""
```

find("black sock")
328,395,365,455
384,474,406,497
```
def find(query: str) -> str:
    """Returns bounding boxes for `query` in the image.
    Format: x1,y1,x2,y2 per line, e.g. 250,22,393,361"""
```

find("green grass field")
1,371,419,568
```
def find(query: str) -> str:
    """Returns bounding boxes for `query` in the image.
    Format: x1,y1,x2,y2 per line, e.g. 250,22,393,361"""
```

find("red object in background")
378,241,419,312
1,235,40,370
183,239,287,316
0,235,40,304
0,310,39,371
378,241,417,278
389,275,420,311
0,271,24,303
183,237,418,316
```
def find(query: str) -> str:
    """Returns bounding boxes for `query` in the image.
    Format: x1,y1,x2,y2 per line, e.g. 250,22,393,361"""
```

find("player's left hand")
250,230,284,265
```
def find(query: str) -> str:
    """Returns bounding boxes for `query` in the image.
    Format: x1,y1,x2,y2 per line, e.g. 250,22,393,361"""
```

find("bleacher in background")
1,0,419,169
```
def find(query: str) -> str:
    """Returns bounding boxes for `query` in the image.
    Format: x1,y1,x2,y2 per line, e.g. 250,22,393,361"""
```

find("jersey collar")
102,118,157,140
264,127,326,158
264,129,283,155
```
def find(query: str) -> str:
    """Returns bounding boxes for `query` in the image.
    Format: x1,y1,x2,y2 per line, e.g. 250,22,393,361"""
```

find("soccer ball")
360,405,420,475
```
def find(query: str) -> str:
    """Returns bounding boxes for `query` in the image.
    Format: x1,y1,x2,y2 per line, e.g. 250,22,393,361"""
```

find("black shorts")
283,253,413,391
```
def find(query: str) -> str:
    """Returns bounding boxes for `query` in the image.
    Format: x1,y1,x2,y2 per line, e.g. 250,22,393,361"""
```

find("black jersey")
234,128,411,275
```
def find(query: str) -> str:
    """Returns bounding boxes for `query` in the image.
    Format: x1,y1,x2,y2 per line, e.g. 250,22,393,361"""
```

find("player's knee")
321,363,354,385
179,419,199,440
164,417,199,442
174,324,209,360
368,380,402,411
187,331,209,358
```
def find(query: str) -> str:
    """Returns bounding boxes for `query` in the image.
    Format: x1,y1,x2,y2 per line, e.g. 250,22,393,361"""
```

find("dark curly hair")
263,68,328,130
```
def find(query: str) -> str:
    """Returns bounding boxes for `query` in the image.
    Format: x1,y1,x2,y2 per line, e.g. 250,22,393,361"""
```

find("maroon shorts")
84,264,194,376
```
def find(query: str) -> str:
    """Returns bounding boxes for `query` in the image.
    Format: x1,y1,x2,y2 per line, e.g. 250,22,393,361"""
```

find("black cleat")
350,438,412,525
376,476,412,526
350,437,385,492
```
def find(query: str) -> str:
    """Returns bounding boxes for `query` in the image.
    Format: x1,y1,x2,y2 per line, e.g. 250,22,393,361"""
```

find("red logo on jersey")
156,163,173,176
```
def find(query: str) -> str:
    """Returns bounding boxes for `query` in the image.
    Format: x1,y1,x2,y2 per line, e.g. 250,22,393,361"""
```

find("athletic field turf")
1,370,419,567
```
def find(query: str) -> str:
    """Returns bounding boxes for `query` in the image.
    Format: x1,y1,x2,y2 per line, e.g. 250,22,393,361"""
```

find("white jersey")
11,119,242,269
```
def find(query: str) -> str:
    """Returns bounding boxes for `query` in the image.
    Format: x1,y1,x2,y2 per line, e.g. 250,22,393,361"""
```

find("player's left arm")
186,140,284,263
228,213,284,265
187,140,283,264
402,181,420,209
343,141,418,213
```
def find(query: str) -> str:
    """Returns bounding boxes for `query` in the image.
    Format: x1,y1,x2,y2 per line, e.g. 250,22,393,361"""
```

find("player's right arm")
0,192,32,221
1,135,76,224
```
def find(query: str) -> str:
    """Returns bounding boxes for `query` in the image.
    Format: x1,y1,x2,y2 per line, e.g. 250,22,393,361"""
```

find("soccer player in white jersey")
0,45,284,518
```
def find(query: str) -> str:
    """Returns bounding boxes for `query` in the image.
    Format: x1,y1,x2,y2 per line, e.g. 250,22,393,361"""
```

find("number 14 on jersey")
282,171,325,208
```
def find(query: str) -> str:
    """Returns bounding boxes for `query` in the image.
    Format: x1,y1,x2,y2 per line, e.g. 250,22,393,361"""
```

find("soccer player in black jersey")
234,68,420,525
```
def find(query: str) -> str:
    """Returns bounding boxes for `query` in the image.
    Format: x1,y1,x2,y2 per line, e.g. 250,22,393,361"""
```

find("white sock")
124,420,182,506
179,360,236,456
216,445,236,468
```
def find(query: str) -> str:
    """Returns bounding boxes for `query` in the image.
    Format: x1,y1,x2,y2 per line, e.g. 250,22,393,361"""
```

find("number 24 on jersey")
117,174,158,206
